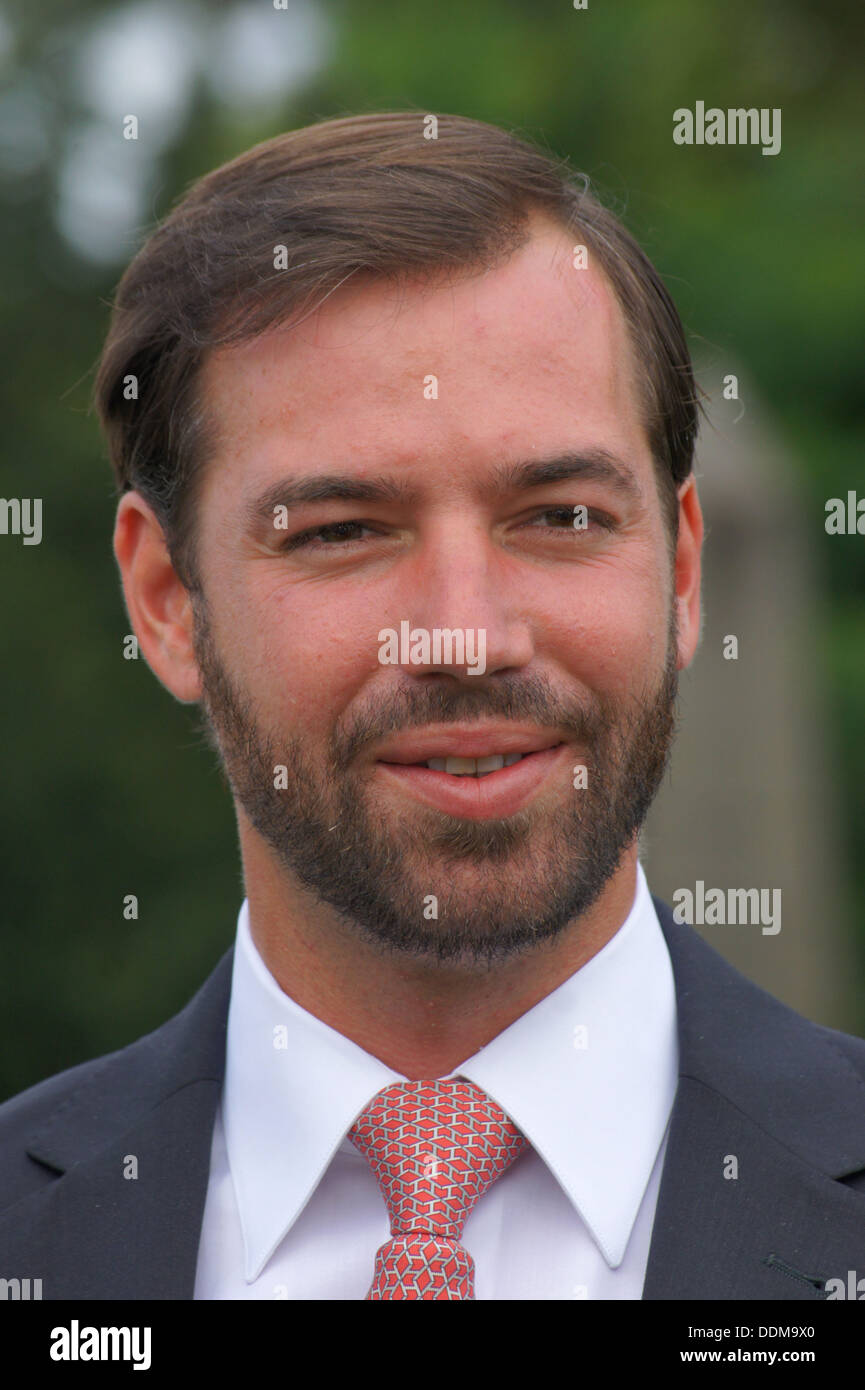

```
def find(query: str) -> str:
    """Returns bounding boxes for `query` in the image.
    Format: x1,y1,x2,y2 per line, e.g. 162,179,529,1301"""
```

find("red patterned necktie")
348,1078,527,1300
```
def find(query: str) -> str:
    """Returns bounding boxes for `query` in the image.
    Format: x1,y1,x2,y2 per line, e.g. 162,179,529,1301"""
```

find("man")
1,111,864,1301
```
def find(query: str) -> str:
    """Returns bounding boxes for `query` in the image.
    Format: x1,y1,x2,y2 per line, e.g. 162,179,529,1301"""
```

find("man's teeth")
423,753,526,777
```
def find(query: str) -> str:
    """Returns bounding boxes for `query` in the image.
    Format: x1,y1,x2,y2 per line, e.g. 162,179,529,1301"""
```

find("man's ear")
113,492,203,703
673,475,704,670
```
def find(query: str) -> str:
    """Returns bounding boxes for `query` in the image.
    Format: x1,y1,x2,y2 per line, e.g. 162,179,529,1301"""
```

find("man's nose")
398,521,535,679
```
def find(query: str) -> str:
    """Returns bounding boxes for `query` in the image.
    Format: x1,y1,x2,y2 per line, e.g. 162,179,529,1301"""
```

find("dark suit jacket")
2,895,865,1299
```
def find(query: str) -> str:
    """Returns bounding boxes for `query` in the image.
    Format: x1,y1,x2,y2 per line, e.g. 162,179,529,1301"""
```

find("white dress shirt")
194,858,678,1299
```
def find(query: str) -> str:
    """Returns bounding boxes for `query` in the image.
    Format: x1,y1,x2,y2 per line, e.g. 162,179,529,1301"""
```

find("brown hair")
94,110,700,590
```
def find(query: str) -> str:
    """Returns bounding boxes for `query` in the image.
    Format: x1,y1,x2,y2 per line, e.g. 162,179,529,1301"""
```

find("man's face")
190,215,687,965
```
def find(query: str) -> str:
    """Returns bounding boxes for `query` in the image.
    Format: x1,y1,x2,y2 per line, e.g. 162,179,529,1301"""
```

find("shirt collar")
223,859,677,1281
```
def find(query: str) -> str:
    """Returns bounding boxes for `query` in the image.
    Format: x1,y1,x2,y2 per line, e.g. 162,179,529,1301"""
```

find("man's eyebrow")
245,475,412,528
244,449,643,528
492,450,643,502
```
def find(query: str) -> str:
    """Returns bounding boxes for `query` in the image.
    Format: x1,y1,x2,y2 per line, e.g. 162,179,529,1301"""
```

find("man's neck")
240,835,640,1079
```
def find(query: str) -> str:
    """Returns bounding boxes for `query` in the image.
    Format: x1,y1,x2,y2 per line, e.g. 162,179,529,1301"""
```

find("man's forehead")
198,214,641,458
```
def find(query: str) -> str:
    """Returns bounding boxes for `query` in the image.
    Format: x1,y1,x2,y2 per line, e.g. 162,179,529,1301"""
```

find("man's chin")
278,814,614,963
321,867,610,968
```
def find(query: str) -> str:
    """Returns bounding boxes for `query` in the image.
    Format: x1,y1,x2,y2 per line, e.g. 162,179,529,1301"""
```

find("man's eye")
280,521,374,551
530,506,614,532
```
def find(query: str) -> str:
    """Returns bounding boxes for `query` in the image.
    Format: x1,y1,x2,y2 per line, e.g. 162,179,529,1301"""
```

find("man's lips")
372,726,566,764
373,735,570,820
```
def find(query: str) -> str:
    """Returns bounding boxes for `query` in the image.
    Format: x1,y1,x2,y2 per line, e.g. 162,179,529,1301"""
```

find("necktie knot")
348,1079,527,1298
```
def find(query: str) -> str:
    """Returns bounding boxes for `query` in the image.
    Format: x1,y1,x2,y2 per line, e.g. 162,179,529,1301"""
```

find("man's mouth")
373,740,569,819
414,752,528,777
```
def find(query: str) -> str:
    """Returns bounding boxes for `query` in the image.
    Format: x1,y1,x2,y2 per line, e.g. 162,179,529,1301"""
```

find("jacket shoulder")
0,946,233,1210
810,1016,865,1078
0,1039,157,1210
652,891,865,1174
653,889,865,1059
0,1046,130,1137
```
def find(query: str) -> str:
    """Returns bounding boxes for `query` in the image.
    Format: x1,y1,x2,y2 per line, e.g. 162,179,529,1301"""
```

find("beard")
191,598,679,967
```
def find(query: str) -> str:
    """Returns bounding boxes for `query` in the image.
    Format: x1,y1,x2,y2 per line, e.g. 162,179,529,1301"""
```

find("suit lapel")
643,899,865,1299
0,948,234,1299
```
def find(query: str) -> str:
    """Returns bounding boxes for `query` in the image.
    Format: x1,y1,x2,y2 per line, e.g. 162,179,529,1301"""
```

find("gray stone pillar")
641,373,856,1030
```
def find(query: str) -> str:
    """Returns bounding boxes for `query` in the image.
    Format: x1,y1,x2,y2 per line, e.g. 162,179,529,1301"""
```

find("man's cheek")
270,646,371,733
561,605,653,680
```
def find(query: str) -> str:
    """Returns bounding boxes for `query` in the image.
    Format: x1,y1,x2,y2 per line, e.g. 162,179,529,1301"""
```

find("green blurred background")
1,0,863,1098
